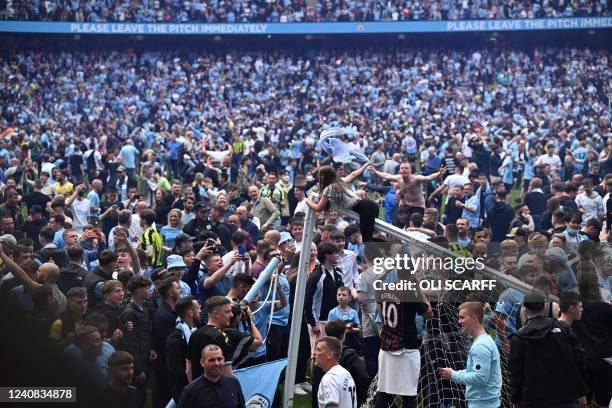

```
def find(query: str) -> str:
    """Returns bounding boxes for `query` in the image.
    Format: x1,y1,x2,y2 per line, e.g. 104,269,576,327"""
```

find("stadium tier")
1,47,609,150
1,0,610,23
0,12,610,408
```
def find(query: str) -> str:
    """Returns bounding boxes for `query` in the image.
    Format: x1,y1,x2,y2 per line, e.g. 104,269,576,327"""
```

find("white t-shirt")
222,251,248,277
535,153,562,173
318,364,357,408
71,198,90,234
442,174,470,203
575,192,604,227
294,199,308,216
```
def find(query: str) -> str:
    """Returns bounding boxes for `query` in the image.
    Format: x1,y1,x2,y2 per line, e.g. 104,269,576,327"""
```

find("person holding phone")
66,183,91,235
223,231,251,277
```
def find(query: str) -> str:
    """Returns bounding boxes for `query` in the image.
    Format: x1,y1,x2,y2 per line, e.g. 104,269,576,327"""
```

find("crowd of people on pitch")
1,47,609,181
0,103,611,407
0,33,611,408
1,0,610,23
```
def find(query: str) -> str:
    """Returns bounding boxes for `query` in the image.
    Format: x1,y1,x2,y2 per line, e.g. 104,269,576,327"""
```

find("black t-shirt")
98,385,140,408
21,219,46,246
187,325,232,379
70,154,84,176
23,191,52,212
378,291,428,352
445,196,465,225
99,201,123,237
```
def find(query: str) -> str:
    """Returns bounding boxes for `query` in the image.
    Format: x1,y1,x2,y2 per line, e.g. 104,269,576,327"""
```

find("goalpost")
284,207,535,408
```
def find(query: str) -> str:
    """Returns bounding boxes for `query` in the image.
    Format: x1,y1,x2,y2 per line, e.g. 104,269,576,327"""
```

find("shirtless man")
370,162,446,217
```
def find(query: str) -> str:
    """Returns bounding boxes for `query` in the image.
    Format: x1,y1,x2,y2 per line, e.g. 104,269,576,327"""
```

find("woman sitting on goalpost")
305,164,379,242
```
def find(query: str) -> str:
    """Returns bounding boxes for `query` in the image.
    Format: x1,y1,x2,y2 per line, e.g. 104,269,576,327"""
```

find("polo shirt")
178,374,245,408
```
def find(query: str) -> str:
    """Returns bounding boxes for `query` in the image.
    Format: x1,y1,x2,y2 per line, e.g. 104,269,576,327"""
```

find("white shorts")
377,349,421,396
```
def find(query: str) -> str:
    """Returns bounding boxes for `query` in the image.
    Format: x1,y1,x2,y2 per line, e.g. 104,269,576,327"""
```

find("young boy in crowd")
327,286,362,352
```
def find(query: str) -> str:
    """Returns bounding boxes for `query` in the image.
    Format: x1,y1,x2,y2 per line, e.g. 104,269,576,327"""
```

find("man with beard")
99,351,140,408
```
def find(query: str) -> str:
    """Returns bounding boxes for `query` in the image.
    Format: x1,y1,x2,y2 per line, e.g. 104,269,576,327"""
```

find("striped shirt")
141,226,163,267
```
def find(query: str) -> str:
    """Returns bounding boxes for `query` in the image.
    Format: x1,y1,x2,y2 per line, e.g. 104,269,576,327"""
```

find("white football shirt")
317,364,357,408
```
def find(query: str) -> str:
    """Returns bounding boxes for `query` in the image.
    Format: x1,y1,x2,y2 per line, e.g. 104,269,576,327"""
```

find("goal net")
359,224,532,408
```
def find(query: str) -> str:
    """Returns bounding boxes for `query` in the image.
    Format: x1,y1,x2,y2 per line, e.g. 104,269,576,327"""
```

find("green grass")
293,394,312,408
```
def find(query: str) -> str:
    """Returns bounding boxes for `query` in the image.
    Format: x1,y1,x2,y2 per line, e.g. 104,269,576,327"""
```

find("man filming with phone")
223,231,251,277
198,244,241,323
66,183,91,235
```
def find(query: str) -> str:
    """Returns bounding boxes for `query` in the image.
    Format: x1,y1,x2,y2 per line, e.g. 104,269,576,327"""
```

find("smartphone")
206,239,216,248
238,245,246,256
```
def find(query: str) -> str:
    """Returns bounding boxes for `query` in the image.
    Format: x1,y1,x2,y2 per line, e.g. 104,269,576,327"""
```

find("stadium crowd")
0,45,611,407
1,0,610,23
1,47,610,174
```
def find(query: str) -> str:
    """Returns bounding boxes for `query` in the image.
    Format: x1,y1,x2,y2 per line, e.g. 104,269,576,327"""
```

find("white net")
361,232,531,408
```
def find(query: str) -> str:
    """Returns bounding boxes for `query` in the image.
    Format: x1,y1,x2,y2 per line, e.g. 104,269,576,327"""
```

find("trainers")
299,382,312,393
294,384,307,395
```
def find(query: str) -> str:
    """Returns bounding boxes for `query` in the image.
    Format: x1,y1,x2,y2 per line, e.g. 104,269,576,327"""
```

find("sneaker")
299,382,312,393
294,384,307,396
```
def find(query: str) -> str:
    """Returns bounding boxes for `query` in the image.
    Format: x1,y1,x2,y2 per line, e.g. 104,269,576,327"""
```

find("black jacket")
57,263,88,295
509,316,587,407
484,201,514,243
96,302,122,339
35,246,69,268
182,217,208,239
572,301,612,360
21,219,47,248
339,347,370,405
83,269,110,312
240,220,260,243
166,327,189,404
120,301,152,376
152,301,178,357
523,191,547,216
303,265,344,326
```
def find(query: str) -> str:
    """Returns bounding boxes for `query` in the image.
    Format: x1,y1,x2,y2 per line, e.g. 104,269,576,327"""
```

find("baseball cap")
0,234,17,246
193,201,208,212
175,233,195,247
30,205,43,214
523,291,545,311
